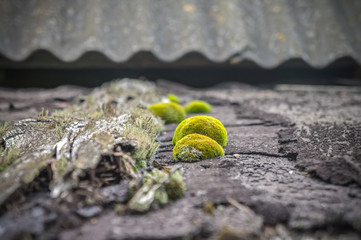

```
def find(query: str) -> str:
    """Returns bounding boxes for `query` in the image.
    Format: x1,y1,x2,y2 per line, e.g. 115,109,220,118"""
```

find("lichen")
173,133,225,161
92,131,115,149
167,94,179,103
148,102,185,123
172,116,227,147
127,168,185,212
185,100,211,113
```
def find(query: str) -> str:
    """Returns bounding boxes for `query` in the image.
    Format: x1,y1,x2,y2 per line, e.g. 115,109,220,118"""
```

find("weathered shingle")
0,0,360,67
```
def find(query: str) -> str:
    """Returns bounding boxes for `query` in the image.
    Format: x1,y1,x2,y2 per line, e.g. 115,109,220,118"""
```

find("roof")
0,0,361,68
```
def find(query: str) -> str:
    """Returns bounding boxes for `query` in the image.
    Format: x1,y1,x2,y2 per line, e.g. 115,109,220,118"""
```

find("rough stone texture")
0,86,91,124
1,80,361,240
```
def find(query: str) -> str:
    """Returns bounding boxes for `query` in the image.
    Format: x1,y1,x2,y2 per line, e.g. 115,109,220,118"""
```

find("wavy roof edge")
1,0,361,68
1,50,360,69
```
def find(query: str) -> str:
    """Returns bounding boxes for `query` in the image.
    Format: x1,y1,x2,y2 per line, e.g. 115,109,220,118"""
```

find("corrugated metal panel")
0,0,360,68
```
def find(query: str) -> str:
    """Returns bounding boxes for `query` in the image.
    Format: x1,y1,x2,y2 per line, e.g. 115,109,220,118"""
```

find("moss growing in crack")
167,94,179,103
148,102,185,124
128,168,185,212
0,147,21,172
172,116,227,147
173,134,224,161
185,100,211,113
125,108,163,167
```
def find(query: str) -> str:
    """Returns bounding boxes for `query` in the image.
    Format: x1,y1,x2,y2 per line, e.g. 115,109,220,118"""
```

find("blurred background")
0,0,360,88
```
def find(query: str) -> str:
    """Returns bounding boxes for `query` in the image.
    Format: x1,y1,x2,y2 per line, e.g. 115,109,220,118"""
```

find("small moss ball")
167,94,179,103
185,100,211,113
172,116,227,147
148,102,185,123
173,133,224,162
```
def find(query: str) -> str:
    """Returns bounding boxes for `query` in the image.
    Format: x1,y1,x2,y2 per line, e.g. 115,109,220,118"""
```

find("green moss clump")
173,134,224,161
167,94,179,103
148,102,185,123
172,116,227,147
185,100,211,113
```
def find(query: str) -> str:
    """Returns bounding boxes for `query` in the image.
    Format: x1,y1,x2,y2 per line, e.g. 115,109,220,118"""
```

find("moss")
0,122,10,139
90,109,103,120
185,100,211,113
148,102,185,123
124,108,163,166
137,160,147,169
124,125,159,165
128,168,185,212
127,108,163,137
167,94,179,103
38,109,75,140
37,107,50,120
0,147,21,172
51,123,67,140
172,116,227,147
102,102,118,118
173,134,224,161
165,170,185,200
203,201,215,215
175,145,202,161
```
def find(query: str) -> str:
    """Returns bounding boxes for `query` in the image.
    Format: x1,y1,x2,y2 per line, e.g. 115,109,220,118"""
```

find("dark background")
1,52,360,89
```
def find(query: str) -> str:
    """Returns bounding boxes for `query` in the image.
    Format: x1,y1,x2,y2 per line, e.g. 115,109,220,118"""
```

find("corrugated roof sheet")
0,0,361,68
